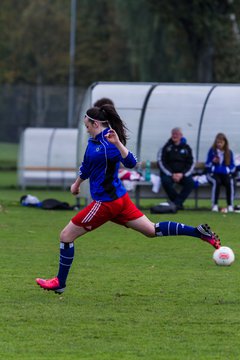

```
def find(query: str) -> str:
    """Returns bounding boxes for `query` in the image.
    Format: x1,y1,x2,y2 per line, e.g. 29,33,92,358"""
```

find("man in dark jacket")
157,127,195,210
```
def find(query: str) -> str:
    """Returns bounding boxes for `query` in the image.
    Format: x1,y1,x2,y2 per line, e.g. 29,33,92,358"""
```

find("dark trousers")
161,173,195,207
207,173,235,206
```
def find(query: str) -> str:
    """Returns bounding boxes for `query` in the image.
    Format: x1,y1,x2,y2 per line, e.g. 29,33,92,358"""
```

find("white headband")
85,113,97,121
85,114,110,126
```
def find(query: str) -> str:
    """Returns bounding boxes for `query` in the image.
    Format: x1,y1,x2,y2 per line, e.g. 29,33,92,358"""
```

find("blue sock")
155,221,199,238
57,242,74,287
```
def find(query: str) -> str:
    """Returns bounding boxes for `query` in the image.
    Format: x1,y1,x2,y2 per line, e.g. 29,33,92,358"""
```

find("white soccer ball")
213,246,235,266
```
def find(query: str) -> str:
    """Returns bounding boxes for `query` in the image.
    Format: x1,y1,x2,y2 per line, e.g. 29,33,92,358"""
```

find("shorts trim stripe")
82,201,102,223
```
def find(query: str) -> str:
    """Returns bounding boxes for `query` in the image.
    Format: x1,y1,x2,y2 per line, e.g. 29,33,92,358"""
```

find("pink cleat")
197,224,221,249
36,277,65,294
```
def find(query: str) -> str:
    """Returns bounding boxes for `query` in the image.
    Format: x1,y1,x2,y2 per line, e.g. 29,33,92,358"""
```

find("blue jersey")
79,128,137,201
205,148,235,175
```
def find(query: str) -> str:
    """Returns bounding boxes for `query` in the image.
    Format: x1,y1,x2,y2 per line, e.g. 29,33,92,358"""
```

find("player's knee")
60,228,69,242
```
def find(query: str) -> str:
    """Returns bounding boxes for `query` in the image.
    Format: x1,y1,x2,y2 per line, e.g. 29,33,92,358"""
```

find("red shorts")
71,192,144,231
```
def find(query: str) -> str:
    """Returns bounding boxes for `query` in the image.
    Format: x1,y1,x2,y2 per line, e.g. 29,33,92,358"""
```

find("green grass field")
0,144,239,359
0,181,239,360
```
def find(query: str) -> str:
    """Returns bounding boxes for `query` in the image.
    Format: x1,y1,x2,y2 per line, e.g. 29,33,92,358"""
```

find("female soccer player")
36,105,221,293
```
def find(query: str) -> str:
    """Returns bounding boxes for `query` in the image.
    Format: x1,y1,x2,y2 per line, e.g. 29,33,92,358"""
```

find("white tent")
78,82,240,163
18,82,240,199
18,128,78,189
77,82,240,203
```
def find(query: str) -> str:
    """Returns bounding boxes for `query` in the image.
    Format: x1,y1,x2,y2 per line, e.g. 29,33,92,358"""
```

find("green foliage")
0,0,240,85
148,0,240,82
0,142,18,169
75,0,130,83
0,187,240,359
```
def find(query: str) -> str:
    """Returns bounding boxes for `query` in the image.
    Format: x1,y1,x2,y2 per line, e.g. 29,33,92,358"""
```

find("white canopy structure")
18,82,240,199
18,128,78,188
76,81,240,203
77,82,240,164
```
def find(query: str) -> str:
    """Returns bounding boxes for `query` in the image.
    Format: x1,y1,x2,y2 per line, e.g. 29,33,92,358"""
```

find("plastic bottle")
145,160,151,181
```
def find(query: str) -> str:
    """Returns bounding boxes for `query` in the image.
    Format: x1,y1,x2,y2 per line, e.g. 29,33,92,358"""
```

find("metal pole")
67,0,77,128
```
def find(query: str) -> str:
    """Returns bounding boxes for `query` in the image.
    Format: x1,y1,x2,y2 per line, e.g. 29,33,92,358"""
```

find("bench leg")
194,188,198,209
135,186,140,208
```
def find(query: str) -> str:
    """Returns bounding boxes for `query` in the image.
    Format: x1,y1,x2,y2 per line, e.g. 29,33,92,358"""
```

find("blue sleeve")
205,149,236,175
229,151,236,173
205,149,214,173
121,151,137,169
107,145,137,168
78,151,90,180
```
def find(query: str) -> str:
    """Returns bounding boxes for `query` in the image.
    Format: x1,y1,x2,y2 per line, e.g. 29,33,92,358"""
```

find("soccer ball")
213,246,235,266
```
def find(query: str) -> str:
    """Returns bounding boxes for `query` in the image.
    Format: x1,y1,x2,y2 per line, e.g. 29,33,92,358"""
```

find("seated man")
157,127,195,210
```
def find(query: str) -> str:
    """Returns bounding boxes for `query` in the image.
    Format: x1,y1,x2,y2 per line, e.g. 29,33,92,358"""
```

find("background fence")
0,84,85,143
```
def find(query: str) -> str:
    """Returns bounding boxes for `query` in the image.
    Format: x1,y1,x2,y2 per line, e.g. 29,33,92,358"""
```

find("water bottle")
145,160,151,181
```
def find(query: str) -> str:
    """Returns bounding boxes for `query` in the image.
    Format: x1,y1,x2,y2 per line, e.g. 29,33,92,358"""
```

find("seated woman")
205,133,236,212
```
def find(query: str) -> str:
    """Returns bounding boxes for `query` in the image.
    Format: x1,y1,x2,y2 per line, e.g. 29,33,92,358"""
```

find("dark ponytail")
86,105,128,145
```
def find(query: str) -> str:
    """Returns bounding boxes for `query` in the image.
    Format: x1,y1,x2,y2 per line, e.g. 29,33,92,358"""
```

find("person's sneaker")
211,205,219,212
36,277,65,294
227,205,234,212
196,224,221,249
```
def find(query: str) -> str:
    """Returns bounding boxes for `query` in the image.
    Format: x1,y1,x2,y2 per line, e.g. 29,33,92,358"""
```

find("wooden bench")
18,163,240,210
130,161,240,209
18,166,77,189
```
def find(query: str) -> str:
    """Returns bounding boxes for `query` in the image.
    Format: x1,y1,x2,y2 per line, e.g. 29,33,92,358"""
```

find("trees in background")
148,0,240,82
0,0,240,86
